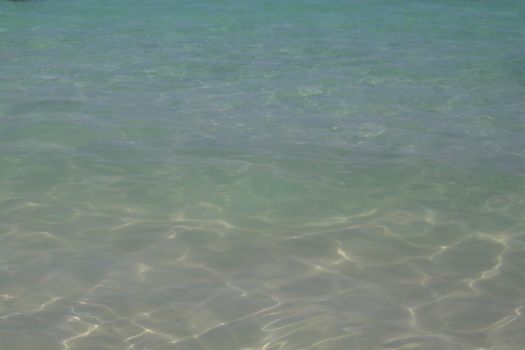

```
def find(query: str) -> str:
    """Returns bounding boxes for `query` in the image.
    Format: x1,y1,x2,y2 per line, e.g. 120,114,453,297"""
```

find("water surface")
1,0,525,349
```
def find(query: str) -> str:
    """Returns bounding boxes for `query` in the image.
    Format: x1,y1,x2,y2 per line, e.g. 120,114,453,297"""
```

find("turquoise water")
1,0,525,349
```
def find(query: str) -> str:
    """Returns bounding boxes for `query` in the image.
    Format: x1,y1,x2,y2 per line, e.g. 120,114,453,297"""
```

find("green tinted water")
1,0,525,349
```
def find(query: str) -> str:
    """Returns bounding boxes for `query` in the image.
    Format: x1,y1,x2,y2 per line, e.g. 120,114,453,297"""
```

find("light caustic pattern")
1,171,525,350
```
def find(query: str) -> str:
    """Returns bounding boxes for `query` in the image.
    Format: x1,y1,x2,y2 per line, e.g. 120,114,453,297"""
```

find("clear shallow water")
1,0,525,349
